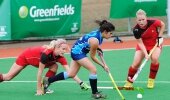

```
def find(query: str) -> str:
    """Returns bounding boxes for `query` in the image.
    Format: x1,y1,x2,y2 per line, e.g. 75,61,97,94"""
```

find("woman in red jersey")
124,9,165,89
0,39,88,95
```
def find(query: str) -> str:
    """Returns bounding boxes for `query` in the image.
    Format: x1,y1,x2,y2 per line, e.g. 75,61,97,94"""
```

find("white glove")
157,37,163,46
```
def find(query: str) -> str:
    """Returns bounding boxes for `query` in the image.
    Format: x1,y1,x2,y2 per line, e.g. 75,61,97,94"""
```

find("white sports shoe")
46,89,54,94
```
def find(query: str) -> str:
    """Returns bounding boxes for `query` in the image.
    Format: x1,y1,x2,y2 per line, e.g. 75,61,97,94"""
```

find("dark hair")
95,20,115,32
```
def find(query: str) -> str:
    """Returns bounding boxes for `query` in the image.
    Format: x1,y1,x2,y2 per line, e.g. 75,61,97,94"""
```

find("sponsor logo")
0,26,7,37
30,5,75,18
19,5,75,22
71,23,78,32
19,6,28,18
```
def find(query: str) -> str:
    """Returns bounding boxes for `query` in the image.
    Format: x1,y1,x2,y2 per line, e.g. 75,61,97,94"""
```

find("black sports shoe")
92,91,107,99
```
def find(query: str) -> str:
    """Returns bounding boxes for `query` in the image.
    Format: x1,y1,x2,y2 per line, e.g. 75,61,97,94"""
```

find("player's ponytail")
95,20,115,33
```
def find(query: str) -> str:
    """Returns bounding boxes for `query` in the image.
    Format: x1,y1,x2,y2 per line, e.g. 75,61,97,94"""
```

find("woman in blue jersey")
42,20,115,99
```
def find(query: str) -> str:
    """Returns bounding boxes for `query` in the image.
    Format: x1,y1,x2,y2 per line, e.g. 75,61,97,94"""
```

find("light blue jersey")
71,29,103,60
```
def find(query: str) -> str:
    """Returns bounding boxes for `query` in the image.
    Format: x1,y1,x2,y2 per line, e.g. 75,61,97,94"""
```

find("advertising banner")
10,0,82,40
110,0,167,18
0,0,11,40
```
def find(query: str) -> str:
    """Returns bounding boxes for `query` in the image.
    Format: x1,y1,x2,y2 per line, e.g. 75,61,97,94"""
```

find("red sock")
127,66,138,82
149,63,159,79
45,70,56,78
0,74,3,82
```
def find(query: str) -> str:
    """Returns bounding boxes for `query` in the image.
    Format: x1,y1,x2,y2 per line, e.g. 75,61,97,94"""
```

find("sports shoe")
92,91,107,99
42,77,50,94
147,78,155,89
46,89,54,94
124,81,133,88
80,82,89,91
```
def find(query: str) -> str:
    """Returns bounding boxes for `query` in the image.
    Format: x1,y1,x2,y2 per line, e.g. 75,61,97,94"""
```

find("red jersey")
16,46,67,67
133,19,161,50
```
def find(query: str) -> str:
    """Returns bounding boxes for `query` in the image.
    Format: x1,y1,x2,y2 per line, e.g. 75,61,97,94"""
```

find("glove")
157,37,163,46
97,48,103,56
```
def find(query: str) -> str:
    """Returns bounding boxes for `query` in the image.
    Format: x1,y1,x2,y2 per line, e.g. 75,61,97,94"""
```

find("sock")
127,66,138,82
48,72,68,83
89,74,98,94
45,70,56,78
149,63,159,79
0,74,3,82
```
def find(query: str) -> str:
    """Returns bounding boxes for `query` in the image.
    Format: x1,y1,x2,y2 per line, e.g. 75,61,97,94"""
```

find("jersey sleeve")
153,19,161,27
57,56,68,65
40,53,48,64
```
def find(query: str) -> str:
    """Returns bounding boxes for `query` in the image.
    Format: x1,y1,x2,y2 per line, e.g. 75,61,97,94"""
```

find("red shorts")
16,49,30,67
16,56,56,68
15,47,62,68
15,48,53,68
136,44,162,53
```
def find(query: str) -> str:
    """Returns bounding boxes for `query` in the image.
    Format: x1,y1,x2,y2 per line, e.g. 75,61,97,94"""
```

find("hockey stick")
128,43,158,82
117,86,144,93
98,52,125,100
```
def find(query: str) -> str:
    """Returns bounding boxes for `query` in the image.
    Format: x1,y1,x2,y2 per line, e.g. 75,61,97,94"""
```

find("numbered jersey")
71,29,103,55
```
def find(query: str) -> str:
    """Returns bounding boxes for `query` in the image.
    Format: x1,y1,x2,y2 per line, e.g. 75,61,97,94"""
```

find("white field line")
3,81,170,90
3,80,170,84
0,45,170,59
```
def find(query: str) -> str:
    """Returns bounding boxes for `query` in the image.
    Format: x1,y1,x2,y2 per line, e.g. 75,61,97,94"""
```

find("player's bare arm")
89,37,104,67
36,62,45,95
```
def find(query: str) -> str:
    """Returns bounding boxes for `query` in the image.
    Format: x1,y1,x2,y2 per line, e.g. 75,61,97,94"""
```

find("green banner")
0,0,11,40
110,0,167,19
11,0,81,40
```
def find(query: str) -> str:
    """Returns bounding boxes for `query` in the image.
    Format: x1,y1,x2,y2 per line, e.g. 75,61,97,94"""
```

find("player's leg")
0,52,28,82
77,57,106,99
67,60,90,90
43,60,81,90
62,61,89,90
43,64,58,93
0,74,3,82
124,50,144,87
46,64,58,78
1,63,24,81
147,47,161,88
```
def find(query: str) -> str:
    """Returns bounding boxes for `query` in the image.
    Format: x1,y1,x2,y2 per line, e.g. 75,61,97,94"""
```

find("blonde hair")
43,39,67,50
136,9,146,16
